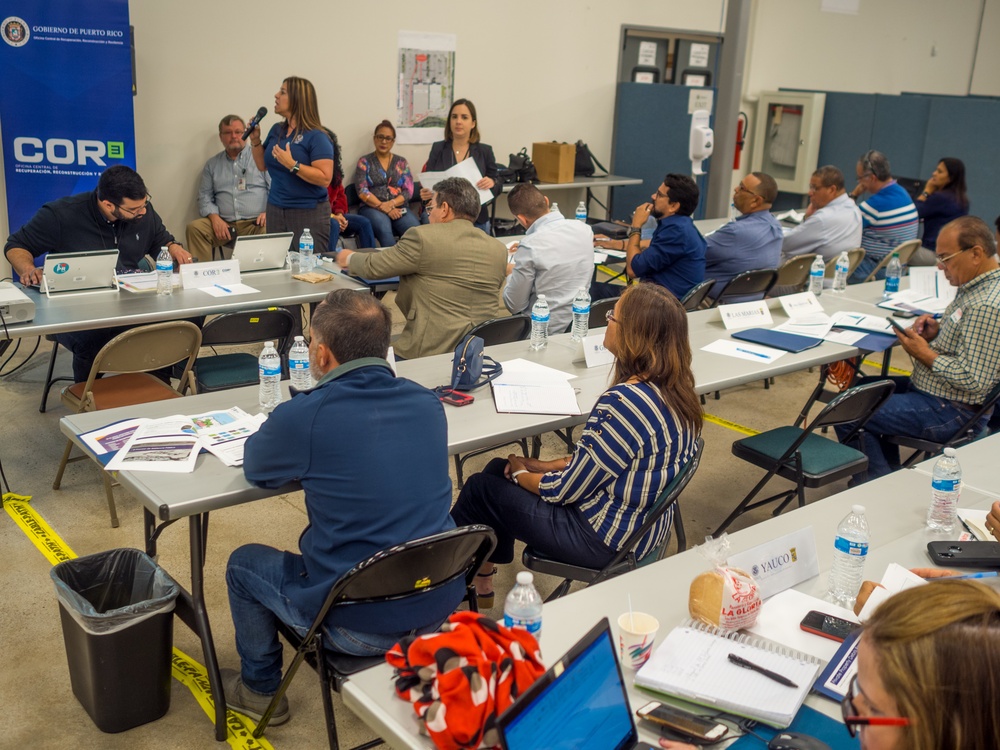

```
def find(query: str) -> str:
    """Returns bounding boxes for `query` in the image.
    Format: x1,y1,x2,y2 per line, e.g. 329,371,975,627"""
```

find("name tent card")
180,259,241,290
778,291,824,318
583,333,615,368
726,527,819,600
718,300,773,330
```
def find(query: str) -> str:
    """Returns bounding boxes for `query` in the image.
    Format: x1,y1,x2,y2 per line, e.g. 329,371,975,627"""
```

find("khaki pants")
185,217,265,262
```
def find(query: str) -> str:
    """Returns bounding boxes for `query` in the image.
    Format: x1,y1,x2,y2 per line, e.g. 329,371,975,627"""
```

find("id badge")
950,308,962,323
237,176,247,191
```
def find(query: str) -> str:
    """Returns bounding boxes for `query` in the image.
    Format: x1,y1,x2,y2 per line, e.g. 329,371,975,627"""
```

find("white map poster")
396,31,456,144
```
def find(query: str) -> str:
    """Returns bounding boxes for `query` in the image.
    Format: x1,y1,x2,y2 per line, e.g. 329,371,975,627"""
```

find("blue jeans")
834,377,990,482
226,543,418,694
358,206,419,247
328,213,376,251
450,458,616,567
849,254,885,284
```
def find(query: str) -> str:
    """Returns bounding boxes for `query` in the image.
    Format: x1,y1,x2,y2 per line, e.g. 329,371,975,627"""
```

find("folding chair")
713,380,895,537
884,381,1000,468
587,296,619,329
862,239,920,282
824,248,865,280
771,255,815,295
453,315,532,487
522,438,703,602
680,278,716,311
192,308,296,392
708,268,779,307
52,321,202,527
251,525,497,749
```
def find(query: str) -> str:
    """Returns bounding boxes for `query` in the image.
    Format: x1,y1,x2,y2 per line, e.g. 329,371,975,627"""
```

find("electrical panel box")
750,91,826,193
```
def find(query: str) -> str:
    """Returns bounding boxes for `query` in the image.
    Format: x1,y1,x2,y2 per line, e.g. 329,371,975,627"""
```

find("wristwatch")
290,161,301,174
628,227,642,237
510,469,529,486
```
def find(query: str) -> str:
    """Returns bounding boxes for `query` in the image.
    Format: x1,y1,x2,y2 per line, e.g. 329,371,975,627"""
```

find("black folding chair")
588,296,619,329
884,381,1000,468
713,380,895,537
192,308,297,392
453,315,532,487
522,438,703,601
252,525,497,749
708,268,778,308
680,279,716,311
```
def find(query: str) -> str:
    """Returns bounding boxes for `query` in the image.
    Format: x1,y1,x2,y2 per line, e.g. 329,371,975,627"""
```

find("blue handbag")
450,335,502,391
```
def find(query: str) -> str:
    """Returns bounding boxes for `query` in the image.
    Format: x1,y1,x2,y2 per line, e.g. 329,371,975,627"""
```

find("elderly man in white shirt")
503,183,595,332
781,165,862,263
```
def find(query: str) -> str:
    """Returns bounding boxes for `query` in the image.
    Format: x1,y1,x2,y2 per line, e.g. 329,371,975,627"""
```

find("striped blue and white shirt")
858,181,918,260
538,381,699,560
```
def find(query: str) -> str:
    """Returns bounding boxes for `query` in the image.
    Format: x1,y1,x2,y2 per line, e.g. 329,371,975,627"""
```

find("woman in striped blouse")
451,283,703,608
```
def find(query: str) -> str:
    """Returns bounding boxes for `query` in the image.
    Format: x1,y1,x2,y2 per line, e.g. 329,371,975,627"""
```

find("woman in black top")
419,98,500,232
911,156,969,265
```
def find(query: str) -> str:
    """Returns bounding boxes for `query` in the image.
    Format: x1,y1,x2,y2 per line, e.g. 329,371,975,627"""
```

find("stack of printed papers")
491,358,581,415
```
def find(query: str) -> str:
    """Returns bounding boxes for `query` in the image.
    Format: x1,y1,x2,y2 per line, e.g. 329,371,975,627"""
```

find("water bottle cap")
516,571,534,585
537,294,546,300
943,447,957,457
294,336,305,342
264,341,274,347
851,504,866,515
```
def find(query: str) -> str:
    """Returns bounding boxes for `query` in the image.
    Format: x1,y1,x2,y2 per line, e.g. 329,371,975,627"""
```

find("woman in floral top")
354,120,419,247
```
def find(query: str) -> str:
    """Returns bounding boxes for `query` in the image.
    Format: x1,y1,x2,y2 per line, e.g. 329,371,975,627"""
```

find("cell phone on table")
885,316,907,334
437,388,474,407
799,610,857,643
927,541,1000,568
635,701,728,742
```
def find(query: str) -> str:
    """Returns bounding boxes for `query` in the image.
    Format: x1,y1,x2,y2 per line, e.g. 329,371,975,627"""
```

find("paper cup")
617,612,659,669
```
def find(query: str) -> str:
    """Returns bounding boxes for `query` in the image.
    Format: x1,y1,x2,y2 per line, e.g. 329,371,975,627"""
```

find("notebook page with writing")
634,620,820,728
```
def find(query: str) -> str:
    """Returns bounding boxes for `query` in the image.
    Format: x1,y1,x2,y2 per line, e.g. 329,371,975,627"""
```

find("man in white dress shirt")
781,165,862,263
503,183,594,332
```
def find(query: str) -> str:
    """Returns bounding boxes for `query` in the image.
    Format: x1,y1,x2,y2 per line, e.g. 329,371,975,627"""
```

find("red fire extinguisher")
734,112,748,170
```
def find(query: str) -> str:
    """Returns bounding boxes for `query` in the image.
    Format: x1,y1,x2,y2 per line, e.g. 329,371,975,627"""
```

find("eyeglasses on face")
605,309,618,323
735,182,762,198
653,188,669,200
374,134,395,143
840,675,910,738
115,195,151,217
936,247,971,265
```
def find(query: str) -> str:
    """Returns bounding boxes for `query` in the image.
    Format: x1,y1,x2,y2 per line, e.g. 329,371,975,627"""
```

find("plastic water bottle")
155,247,172,296
832,251,850,293
809,254,825,296
257,341,282,412
504,571,542,641
549,202,560,216
884,251,902,298
571,287,591,341
288,335,312,391
575,201,587,222
827,504,870,607
299,228,314,273
927,448,961,532
529,295,550,351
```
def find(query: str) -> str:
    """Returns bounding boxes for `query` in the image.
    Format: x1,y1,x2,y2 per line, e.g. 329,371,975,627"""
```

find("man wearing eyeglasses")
703,171,783,302
849,150,918,283
4,165,192,381
837,216,1000,482
185,114,270,261
781,165,862,264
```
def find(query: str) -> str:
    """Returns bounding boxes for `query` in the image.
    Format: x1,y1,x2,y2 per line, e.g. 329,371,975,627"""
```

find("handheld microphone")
242,106,268,140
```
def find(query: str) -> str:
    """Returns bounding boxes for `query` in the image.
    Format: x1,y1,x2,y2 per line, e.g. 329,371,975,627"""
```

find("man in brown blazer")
336,177,507,359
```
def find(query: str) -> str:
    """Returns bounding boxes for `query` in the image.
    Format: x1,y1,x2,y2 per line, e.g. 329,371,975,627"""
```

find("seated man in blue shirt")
593,173,706,301
704,172,783,302
222,289,462,725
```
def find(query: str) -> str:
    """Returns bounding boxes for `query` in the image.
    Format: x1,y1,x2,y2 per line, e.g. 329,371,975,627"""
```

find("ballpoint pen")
728,653,798,687
215,284,232,293
735,347,770,360
924,571,999,581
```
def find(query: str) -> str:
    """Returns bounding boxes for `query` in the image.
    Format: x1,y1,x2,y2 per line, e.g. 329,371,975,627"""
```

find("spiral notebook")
634,619,821,728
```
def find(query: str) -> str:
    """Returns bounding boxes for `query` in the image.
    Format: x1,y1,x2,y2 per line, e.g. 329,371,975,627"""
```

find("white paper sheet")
857,563,926,622
420,159,492,205
746,589,859,662
823,329,868,346
199,283,259,297
593,251,608,264
775,313,834,338
495,358,576,384
701,338,785,363
491,382,581,415
603,248,626,259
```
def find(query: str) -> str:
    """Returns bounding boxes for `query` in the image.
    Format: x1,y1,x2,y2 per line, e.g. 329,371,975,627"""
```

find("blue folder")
731,328,824,353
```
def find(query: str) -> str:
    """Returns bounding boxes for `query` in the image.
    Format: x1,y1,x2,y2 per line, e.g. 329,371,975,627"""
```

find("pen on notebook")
958,516,978,538
215,284,232,293
924,571,999,581
727,653,798,688
735,347,770,360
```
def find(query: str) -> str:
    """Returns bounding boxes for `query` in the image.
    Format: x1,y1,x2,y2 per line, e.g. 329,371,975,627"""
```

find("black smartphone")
437,389,474,407
927,541,1000,568
635,701,728,742
885,316,907,333
799,610,857,643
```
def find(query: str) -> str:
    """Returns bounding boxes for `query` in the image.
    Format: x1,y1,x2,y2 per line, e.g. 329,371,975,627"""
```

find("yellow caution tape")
703,413,760,436
861,358,911,376
595,265,627,280
1,493,275,750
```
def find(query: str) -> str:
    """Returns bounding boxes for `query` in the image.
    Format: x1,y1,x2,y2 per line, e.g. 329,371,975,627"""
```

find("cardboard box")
532,142,576,184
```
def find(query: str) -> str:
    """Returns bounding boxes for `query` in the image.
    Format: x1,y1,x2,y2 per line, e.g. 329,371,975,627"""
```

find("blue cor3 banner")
0,0,134,233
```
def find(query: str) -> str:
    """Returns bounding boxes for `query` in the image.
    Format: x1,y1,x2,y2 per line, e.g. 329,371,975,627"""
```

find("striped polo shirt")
858,181,918,259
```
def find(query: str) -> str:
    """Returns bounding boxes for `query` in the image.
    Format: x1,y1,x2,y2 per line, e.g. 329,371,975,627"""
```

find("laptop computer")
497,618,657,750
232,232,294,272
41,249,119,296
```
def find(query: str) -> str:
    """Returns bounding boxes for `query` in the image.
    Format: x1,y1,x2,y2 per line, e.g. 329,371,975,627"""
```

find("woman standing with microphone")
249,76,333,254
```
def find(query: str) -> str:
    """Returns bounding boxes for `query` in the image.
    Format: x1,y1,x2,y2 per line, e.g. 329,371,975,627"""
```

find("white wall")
2,0,997,270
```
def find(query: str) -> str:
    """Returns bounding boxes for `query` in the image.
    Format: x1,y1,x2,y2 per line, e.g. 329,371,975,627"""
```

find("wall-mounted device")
690,109,713,175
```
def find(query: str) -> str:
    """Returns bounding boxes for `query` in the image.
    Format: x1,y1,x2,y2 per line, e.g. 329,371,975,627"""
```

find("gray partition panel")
870,94,931,178
814,91,876,176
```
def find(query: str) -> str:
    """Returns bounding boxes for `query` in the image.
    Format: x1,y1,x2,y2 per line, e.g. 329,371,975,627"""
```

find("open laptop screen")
499,619,638,750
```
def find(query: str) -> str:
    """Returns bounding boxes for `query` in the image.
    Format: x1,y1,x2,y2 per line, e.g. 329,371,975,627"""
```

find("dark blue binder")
731,328,824,353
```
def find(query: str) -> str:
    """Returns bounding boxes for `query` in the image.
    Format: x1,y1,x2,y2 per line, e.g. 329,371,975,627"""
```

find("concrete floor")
0,289,904,749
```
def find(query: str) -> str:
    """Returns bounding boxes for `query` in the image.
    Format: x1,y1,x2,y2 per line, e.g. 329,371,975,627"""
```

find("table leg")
189,513,227,742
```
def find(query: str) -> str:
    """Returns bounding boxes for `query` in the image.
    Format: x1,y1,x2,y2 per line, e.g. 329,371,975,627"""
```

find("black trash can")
51,548,179,733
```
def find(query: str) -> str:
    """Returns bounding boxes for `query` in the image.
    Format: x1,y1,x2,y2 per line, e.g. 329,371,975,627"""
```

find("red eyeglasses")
841,675,910,737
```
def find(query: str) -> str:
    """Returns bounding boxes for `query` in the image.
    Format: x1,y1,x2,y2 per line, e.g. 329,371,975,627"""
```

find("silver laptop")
42,249,119,297
232,232,294,272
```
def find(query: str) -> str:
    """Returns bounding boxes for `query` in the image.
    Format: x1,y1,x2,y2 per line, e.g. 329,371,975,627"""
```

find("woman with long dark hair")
451,283,703,607
911,156,969,264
